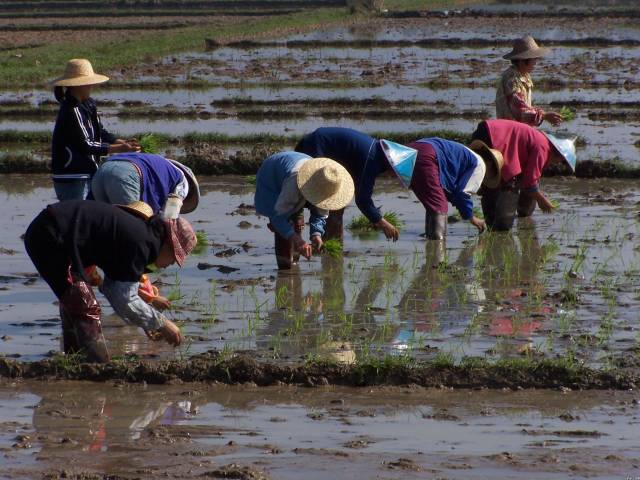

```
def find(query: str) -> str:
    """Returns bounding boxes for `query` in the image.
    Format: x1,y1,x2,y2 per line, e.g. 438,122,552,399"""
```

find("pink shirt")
485,119,552,190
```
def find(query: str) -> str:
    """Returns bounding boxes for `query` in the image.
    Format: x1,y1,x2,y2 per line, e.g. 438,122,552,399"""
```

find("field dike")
0,353,637,389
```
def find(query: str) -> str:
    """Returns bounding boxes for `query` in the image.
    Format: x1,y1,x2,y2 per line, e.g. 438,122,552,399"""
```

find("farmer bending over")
295,127,416,242
254,151,354,270
406,137,503,239
24,200,197,362
470,119,576,231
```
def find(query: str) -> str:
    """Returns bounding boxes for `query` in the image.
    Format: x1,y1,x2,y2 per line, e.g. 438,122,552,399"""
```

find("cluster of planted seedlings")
348,211,404,231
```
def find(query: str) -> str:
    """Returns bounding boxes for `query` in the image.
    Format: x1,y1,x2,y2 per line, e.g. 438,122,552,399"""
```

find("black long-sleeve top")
51,91,116,181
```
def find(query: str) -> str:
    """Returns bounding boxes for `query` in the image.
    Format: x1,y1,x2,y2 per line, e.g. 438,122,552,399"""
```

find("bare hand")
160,320,182,347
544,111,564,126
292,233,312,260
374,218,399,241
469,216,486,233
537,194,555,213
109,142,141,154
311,235,323,253
151,296,171,311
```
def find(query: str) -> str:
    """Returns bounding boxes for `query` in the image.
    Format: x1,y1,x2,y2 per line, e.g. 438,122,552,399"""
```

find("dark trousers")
270,211,305,270
24,209,71,298
472,122,536,231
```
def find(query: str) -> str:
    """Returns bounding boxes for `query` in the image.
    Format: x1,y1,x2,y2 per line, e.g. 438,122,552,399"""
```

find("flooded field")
2,1,640,478
1,382,639,479
1,175,639,371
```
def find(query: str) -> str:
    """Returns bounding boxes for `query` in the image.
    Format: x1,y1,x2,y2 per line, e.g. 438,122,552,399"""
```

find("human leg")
53,179,90,201
91,161,141,205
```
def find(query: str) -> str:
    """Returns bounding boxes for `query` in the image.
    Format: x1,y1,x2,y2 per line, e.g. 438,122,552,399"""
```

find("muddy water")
1,175,640,368
0,381,638,479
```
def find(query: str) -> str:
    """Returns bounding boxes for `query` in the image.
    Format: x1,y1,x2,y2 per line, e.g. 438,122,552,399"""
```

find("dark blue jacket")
51,92,116,181
295,127,388,223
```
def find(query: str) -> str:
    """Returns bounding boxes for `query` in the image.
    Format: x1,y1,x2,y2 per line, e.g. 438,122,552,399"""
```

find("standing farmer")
295,127,416,242
254,151,354,269
470,119,576,231
406,137,503,239
24,200,197,362
496,36,564,127
51,59,140,201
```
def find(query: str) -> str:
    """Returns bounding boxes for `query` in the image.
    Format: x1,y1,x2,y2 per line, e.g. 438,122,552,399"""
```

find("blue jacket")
102,153,185,213
254,151,327,239
416,138,478,219
51,92,116,181
295,127,387,223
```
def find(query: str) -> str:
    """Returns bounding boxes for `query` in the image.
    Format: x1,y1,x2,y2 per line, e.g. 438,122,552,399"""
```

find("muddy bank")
0,354,636,389
385,8,640,19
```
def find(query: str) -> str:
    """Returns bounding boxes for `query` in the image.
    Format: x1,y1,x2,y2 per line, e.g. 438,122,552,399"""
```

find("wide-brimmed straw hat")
297,157,355,211
503,35,550,60
167,158,200,214
50,59,110,87
117,200,153,220
164,217,197,267
468,140,504,189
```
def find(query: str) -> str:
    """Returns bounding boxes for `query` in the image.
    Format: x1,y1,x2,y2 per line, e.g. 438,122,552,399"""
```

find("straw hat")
50,59,109,87
468,140,504,189
167,159,200,213
503,36,550,60
117,200,153,220
297,158,354,211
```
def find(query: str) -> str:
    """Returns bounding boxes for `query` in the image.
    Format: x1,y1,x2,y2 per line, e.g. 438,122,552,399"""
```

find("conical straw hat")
297,158,354,211
50,59,110,87
503,35,550,60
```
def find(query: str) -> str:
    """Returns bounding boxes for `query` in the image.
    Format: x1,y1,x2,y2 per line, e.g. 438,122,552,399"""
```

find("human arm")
308,205,328,252
101,278,182,345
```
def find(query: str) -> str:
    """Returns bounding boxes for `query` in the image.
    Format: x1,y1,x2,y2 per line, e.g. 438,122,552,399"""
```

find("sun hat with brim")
117,200,153,220
380,139,418,188
165,217,197,267
297,157,355,211
167,158,200,214
50,59,109,87
542,132,577,172
503,35,551,60
468,140,505,189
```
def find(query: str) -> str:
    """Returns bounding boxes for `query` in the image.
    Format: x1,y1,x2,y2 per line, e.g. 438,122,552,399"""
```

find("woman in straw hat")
470,119,576,231
295,127,416,242
496,36,564,127
254,151,354,270
405,137,503,239
51,59,140,201
24,200,197,362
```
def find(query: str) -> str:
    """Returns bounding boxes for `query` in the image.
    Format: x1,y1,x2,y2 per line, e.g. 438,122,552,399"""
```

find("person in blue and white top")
254,151,354,269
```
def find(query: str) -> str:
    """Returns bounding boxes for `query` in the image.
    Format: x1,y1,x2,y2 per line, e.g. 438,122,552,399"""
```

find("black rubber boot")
424,210,448,240
324,208,345,243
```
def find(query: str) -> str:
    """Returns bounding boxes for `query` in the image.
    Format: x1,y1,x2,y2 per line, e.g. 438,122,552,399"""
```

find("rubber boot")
59,281,110,363
482,187,519,231
517,192,537,218
291,213,305,265
424,210,448,240
324,208,345,243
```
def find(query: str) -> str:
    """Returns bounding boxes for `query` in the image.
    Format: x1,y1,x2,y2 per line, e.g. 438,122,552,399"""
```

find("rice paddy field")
1,1,640,479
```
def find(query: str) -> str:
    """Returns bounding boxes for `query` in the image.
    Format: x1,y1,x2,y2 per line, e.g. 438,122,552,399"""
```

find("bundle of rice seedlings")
347,211,403,230
550,199,560,209
139,133,159,154
245,174,257,185
322,238,343,258
559,106,575,122
192,230,208,255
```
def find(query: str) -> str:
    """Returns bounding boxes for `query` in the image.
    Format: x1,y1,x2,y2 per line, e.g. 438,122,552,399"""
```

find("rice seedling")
348,211,403,231
191,230,209,256
322,238,343,258
245,174,257,185
139,133,159,154
559,106,575,122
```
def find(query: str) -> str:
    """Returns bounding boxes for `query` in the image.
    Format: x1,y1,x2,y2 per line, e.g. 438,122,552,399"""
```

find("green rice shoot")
348,211,403,231
245,174,257,185
322,238,343,258
192,230,208,256
550,199,560,209
559,106,575,122
139,133,159,154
